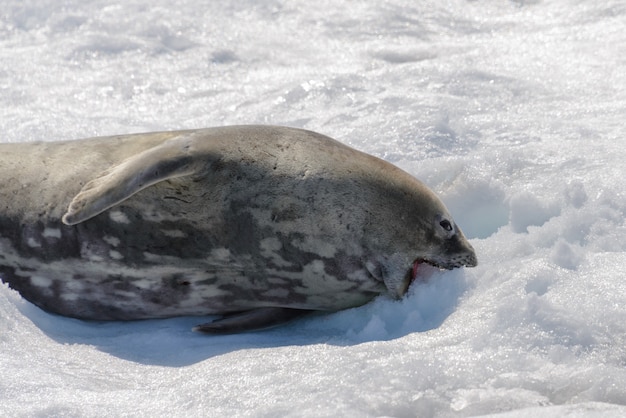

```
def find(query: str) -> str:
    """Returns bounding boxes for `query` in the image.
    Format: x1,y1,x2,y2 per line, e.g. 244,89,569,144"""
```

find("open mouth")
410,258,449,284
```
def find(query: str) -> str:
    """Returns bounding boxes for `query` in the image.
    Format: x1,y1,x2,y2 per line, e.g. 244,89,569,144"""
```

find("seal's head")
416,211,477,270
361,170,477,299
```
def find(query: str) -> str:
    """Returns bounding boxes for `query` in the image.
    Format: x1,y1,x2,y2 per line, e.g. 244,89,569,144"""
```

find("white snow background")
1,0,625,417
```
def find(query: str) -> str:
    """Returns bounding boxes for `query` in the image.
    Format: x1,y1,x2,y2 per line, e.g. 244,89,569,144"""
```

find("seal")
0,125,477,333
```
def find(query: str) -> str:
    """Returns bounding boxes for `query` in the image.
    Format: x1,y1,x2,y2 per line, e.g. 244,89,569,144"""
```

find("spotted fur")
0,126,476,332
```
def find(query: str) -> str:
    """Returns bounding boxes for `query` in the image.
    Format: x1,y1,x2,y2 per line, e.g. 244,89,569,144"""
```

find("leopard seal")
0,125,477,333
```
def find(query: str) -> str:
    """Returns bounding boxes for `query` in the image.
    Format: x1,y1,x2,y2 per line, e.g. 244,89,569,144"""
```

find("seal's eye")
439,219,453,232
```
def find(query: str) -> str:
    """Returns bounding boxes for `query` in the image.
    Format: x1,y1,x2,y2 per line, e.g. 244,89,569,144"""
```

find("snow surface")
1,0,625,416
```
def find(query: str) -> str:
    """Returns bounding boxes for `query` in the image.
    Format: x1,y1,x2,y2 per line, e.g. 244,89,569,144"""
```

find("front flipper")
62,135,199,225
193,308,311,334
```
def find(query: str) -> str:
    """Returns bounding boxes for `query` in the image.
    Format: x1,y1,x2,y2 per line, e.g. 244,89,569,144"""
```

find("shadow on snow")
17,268,470,367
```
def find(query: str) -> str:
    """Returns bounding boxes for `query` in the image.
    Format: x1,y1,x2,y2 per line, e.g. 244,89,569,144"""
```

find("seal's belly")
0,183,384,320
2,262,383,320
0,235,384,320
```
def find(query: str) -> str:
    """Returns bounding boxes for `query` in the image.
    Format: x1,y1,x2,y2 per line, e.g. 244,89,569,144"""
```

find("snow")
1,0,625,416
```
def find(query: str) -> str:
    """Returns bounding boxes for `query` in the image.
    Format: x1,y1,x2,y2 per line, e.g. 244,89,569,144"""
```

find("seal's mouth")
410,258,451,284
400,256,474,297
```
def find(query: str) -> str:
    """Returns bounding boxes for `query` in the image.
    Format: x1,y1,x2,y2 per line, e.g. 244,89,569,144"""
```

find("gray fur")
0,125,477,332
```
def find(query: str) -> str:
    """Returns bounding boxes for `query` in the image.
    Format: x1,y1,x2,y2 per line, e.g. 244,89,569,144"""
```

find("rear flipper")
193,307,311,334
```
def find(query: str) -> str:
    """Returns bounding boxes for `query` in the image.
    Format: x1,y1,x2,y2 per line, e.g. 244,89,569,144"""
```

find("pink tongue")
411,260,421,283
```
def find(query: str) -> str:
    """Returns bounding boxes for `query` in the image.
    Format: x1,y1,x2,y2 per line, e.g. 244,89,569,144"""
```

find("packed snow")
1,0,625,416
